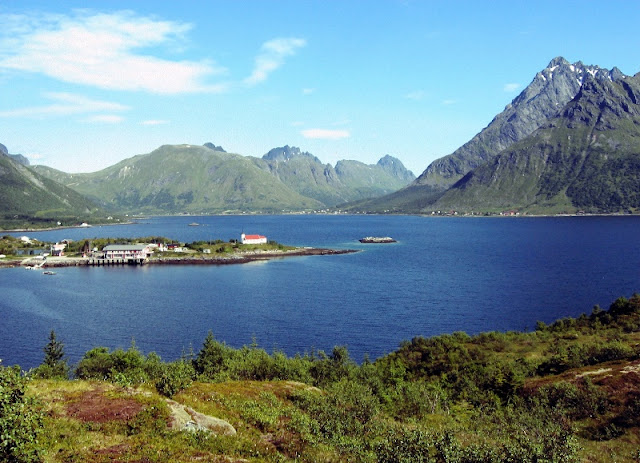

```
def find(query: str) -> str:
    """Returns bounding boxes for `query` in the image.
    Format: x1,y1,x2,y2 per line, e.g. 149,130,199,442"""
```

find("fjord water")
2,215,639,369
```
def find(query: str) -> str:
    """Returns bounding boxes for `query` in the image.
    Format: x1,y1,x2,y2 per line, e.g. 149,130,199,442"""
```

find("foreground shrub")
0,364,44,463
155,360,194,397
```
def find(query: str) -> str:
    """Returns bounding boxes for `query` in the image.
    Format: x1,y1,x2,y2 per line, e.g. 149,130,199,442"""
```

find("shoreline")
0,247,357,269
0,220,134,233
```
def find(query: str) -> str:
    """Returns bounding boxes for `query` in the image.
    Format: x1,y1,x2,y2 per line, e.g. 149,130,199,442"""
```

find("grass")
14,296,640,462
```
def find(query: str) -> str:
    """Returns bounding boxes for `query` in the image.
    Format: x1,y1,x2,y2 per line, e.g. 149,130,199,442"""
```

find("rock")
166,399,236,435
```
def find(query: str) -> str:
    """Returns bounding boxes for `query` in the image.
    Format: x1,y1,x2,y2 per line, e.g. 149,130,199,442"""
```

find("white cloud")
0,11,226,94
0,92,130,117
141,119,169,126
504,83,521,92
302,88,315,95
301,128,350,140
245,38,306,86
87,114,123,123
442,99,457,105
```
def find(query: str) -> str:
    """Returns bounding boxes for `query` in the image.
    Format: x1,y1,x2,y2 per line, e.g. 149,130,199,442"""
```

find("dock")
86,258,147,266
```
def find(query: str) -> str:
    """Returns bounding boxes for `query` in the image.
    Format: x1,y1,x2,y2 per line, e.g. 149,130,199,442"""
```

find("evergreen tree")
34,330,68,379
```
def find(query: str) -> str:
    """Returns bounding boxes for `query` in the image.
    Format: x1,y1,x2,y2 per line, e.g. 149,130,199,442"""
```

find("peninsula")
0,235,356,269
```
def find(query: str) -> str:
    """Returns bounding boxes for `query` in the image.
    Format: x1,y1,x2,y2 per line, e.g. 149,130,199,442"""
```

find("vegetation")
0,363,44,462
4,295,640,461
0,152,113,230
31,144,415,215
0,235,294,262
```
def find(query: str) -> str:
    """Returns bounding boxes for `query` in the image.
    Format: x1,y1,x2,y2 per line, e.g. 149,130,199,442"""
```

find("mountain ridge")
431,71,640,213
31,143,415,214
346,57,635,213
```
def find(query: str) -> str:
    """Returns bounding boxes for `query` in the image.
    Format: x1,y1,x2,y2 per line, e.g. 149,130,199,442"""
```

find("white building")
102,244,152,262
241,233,267,245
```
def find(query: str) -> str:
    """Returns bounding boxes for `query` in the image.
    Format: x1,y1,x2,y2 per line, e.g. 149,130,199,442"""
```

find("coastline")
0,247,357,269
0,220,134,233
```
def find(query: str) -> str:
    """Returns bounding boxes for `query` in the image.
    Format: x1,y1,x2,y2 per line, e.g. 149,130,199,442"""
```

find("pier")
86,258,147,266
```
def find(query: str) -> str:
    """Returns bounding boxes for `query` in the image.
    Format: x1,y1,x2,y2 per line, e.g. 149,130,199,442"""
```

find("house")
50,243,66,256
102,244,152,261
241,233,267,245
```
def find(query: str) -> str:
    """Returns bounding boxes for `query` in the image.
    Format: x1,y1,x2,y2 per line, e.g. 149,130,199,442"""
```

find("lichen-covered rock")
166,399,236,435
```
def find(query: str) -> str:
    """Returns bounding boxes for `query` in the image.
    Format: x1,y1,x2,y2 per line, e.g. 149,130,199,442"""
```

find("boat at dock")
359,236,396,243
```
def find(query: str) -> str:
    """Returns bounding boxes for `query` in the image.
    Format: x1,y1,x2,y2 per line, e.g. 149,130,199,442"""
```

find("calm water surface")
2,215,639,368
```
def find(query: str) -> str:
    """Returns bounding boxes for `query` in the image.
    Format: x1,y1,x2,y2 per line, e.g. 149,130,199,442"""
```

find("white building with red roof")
241,233,267,245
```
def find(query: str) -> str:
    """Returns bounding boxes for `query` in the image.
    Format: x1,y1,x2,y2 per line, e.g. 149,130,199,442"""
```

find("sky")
1,1,639,175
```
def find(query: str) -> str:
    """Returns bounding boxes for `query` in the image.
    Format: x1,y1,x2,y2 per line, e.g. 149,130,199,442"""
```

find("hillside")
33,144,415,214
0,144,106,229
349,57,630,213
432,72,640,214
256,146,415,206
5,294,640,462
34,145,325,214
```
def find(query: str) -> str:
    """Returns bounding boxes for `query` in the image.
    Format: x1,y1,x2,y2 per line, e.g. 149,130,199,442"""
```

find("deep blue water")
1,215,639,369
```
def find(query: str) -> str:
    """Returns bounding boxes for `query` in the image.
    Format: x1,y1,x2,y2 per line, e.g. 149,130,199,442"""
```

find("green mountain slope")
0,146,104,227
34,145,325,214
33,144,415,214
432,72,640,214
256,146,415,206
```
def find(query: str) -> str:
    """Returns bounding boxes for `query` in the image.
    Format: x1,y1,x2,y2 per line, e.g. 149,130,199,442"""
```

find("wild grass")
3,294,638,462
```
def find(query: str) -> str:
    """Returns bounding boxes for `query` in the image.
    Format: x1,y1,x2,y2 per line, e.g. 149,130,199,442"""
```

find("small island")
359,236,396,243
0,234,357,269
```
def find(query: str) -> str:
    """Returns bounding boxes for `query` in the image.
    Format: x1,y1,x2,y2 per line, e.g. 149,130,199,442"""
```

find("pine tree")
36,330,68,379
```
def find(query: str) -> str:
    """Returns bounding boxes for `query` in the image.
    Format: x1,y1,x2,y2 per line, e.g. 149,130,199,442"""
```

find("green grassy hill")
3,295,639,462
34,145,325,214
33,144,415,214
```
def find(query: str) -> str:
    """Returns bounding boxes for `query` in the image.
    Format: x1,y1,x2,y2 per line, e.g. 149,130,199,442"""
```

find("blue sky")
1,1,638,174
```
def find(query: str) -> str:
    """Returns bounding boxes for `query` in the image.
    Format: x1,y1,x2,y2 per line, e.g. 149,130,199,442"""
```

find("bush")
75,345,155,385
31,330,69,379
155,360,194,398
0,364,44,463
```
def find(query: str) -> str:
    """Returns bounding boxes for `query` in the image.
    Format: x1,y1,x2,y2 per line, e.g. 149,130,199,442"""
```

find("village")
0,233,353,269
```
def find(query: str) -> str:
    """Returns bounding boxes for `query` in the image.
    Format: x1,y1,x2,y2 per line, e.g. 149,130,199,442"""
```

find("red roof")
244,234,266,240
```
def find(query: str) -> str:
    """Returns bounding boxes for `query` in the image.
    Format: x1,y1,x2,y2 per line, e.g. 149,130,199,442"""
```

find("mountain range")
30,144,415,214
353,57,639,214
4,56,639,221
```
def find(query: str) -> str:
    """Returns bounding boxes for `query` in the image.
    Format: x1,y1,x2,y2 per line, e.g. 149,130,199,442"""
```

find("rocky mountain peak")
562,72,640,127
262,145,321,163
377,155,414,181
414,57,629,191
0,142,30,165
203,142,226,152
547,56,570,68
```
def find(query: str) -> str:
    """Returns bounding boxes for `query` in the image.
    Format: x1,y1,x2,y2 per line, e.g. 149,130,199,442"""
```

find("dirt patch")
66,387,145,423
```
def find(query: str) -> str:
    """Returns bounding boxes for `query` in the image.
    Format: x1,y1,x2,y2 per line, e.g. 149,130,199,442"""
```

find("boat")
43,271,56,275
188,222,200,226
359,236,396,243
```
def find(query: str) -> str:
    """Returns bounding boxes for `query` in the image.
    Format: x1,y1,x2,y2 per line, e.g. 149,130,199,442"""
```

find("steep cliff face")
416,57,626,190
432,72,640,213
